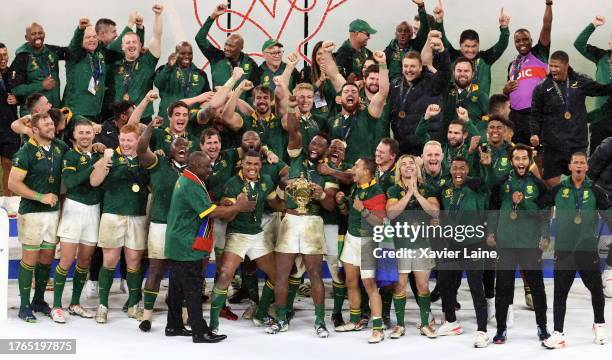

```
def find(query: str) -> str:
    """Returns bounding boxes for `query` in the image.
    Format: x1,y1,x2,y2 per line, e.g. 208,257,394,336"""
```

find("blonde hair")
292,82,314,96
394,154,423,187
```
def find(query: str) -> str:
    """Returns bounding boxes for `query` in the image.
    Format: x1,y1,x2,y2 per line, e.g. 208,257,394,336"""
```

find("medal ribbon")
121,59,138,98
341,113,358,142
89,53,104,82
179,67,194,97
552,78,571,116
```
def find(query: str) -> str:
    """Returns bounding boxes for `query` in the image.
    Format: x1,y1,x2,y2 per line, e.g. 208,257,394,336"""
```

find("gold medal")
48,175,55,184
398,111,406,119
123,93,130,101
564,111,572,120
509,210,518,220
574,214,582,224
131,184,140,193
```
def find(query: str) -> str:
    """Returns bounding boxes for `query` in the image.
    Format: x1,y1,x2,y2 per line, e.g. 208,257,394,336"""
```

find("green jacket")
11,43,68,115
574,23,611,109
442,83,489,139
384,6,430,81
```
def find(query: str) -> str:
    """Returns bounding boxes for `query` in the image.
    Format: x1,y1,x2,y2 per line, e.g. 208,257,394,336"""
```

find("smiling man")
530,50,612,188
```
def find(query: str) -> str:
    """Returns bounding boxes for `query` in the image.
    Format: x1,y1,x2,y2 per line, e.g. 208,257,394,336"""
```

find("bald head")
25,22,45,50
224,34,244,61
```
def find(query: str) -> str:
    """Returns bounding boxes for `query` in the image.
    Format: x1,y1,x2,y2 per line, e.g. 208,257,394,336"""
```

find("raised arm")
137,117,161,168
286,96,302,151
321,41,346,92
11,115,34,138
539,1,553,47
148,4,164,58
195,4,227,61
368,51,389,118
274,76,289,122
481,8,511,64
574,16,607,63
412,0,431,51
128,90,159,125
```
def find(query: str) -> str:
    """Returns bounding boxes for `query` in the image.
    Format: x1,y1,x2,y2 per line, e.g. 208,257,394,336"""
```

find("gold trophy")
286,172,313,214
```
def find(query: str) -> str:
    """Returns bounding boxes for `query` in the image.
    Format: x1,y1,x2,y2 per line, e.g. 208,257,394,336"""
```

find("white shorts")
17,211,60,247
262,212,281,246
340,232,376,279
213,219,228,251
324,224,339,257
224,232,273,260
148,222,167,259
98,213,148,250
276,213,325,255
398,247,436,273
56,199,100,246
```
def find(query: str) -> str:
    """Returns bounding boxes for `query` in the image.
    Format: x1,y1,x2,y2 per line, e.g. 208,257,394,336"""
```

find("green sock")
276,305,288,323
286,276,301,312
52,265,68,308
393,293,407,327
255,280,275,320
126,267,142,307
70,266,88,305
98,267,115,307
349,308,361,324
18,261,34,308
33,263,51,303
381,288,393,318
210,286,228,330
243,272,259,304
418,294,431,326
315,304,325,326
360,286,370,315
143,289,159,311
332,281,347,315
372,316,383,331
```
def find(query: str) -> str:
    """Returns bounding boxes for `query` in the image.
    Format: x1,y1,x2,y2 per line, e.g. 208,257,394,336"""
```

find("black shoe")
493,329,507,344
228,289,249,304
165,327,193,337
122,299,129,312
139,320,151,332
193,331,227,343
537,326,550,341
383,316,392,330
454,301,461,311
30,300,51,316
331,313,344,328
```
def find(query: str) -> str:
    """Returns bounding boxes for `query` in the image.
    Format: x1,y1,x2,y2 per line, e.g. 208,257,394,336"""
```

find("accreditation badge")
88,77,97,95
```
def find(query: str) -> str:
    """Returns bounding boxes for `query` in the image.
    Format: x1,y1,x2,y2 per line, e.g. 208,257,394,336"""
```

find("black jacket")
0,69,18,130
530,68,612,151
588,136,612,194
389,50,450,156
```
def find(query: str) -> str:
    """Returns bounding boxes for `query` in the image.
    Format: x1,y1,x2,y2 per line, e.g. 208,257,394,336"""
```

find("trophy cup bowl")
286,174,313,215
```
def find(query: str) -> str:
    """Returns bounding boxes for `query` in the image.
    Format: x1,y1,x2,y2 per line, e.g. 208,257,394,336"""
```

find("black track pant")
166,260,209,336
438,246,488,332
553,251,605,332
495,248,547,331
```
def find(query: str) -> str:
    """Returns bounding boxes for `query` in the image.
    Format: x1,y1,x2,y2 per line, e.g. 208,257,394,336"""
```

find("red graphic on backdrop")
192,0,348,65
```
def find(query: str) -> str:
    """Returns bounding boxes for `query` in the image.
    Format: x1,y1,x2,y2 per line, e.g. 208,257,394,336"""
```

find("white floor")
1,279,610,360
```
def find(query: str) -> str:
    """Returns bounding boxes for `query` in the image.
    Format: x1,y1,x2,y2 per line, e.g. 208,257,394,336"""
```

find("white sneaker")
95,305,108,324
507,304,514,328
474,331,490,348
84,281,98,299
68,304,94,318
50,308,66,324
542,331,566,349
602,270,612,298
486,297,495,321
127,305,143,320
435,321,463,336
593,323,609,345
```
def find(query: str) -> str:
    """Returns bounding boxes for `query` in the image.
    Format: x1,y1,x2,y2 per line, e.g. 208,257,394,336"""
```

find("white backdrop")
0,0,610,110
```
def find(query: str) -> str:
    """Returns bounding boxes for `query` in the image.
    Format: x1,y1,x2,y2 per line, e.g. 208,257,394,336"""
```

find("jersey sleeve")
11,147,30,173
188,183,217,218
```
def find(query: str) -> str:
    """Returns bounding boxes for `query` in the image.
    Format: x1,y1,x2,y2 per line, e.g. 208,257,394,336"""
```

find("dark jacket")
588,136,612,195
0,69,18,130
530,68,612,151
389,50,450,156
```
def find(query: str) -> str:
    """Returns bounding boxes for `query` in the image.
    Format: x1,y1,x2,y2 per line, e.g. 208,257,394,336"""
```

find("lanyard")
341,113,357,142
38,144,55,175
552,78,571,114
446,145,466,166
472,58,480,83
0,72,7,93
509,55,525,80
573,186,584,213
399,80,413,110
454,84,474,109
178,67,194,97
124,155,143,186
449,187,465,212
89,53,104,81
121,59,138,96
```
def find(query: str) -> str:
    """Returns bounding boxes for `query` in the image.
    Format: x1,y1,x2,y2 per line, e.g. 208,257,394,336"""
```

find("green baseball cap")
349,19,377,34
262,39,283,51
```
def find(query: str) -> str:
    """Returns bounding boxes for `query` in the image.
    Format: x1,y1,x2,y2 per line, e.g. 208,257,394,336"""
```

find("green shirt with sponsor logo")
222,172,275,235
386,182,437,249
12,138,70,214
101,150,149,216
147,155,183,223
328,109,378,166
62,147,102,205
165,173,216,261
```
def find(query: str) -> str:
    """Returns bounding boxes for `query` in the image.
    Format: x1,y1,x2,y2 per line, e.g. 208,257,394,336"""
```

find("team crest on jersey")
393,51,401,61
243,63,251,71
35,151,44,160
54,146,61,154
118,156,126,164
583,191,589,200
504,184,510,193
500,157,508,166
263,75,270,84
165,135,172,142
359,192,366,200
444,188,453,198
262,183,267,191
192,74,199,82
471,96,478,102
220,160,227,168
80,156,87,164
562,188,570,198
439,179,446,186
526,185,534,194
